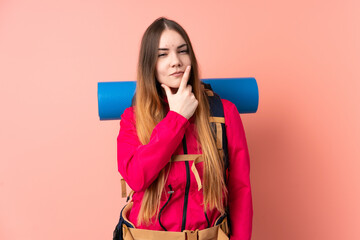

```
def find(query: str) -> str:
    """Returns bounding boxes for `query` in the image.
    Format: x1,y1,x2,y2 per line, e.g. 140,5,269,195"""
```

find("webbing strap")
121,178,134,201
209,117,225,123
215,122,223,149
121,178,127,198
171,154,203,162
172,154,204,191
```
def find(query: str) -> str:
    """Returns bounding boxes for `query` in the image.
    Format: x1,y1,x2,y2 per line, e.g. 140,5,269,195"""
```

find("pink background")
1,0,359,239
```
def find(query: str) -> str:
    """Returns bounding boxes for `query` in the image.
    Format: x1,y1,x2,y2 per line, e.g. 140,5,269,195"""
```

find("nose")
170,52,182,68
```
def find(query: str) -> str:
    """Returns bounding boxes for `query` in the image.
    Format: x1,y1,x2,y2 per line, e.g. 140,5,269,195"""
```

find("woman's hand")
161,66,198,120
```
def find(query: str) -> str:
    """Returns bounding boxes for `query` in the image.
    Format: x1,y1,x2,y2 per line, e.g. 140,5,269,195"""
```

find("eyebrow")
158,43,188,51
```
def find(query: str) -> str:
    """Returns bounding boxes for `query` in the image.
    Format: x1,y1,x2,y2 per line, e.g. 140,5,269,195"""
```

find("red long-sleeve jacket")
117,98,253,240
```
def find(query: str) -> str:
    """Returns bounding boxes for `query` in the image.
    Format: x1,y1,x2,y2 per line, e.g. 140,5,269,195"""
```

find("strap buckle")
183,229,199,240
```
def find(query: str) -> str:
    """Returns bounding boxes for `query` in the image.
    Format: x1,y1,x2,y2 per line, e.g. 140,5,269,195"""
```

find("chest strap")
171,154,203,191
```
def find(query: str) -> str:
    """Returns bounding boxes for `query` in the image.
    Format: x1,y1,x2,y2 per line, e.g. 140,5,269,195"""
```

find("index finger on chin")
178,66,191,91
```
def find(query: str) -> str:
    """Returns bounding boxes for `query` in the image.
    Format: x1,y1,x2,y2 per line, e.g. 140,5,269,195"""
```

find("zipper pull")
168,185,174,194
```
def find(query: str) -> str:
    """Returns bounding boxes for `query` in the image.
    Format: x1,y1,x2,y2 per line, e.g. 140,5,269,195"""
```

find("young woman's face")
155,29,191,92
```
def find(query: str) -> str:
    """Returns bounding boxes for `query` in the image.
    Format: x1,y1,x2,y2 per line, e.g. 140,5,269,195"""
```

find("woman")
116,17,252,240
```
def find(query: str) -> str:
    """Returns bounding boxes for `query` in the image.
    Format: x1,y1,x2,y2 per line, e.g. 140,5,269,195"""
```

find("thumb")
161,84,172,97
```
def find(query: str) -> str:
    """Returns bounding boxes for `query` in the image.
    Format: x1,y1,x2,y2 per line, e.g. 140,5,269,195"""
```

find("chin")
169,82,180,89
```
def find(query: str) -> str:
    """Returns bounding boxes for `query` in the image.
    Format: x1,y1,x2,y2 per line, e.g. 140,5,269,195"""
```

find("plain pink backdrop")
1,0,359,239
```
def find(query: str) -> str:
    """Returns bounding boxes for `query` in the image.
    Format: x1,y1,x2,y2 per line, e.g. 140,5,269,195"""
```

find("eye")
179,49,189,54
158,53,167,57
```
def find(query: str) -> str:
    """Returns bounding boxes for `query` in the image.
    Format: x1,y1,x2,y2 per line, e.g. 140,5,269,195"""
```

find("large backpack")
114,83,231,239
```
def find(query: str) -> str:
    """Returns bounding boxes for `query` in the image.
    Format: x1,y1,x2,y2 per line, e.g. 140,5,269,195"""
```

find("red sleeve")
222,99,253,240
117,107,190,192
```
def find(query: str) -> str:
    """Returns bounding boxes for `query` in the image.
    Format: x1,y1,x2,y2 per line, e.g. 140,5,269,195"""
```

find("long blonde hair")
134,17,227,225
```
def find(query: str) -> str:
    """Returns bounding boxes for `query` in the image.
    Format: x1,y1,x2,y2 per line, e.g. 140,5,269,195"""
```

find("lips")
170,71,184,76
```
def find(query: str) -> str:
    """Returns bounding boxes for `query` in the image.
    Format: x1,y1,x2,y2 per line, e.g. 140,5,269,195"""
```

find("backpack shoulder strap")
203,83,229,174
203,82,232,234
